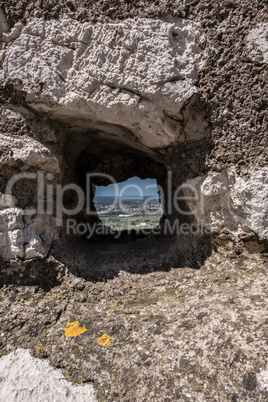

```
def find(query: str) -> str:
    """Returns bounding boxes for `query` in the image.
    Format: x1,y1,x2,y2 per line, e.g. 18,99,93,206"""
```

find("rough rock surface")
257,369,268,393
0,0,266,260
0,133,60,172
0,127,60,261
184,167,268,240
0,0,267,169
0,7,10,35
1,17,206,150
0,348,97,401
0,3,266,260
0,206,56,261
0,13,212,262
247,23,268,64
0,1,267,400
0,252,267,400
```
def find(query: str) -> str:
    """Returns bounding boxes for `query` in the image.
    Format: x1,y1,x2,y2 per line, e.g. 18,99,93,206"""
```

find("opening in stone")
73,148,168,242
94,177,163,231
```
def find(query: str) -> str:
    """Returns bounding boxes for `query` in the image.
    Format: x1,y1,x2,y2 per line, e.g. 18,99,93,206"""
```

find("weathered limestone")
257,369,268,393
0,2,267,401
1,17,206,151
0,348,97,401
184,167,268,240
0,133,60,172
247,23,268,64
0,13,267,262
0,15,211,261
0,203,57,261
0,129,60,261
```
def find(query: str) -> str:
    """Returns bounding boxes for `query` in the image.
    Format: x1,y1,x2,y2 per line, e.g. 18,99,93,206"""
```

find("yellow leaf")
65,321,87,337
97,333,112,346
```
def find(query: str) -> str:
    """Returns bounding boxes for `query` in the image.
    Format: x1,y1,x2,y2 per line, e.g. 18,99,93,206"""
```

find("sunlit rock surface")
247,23,268,64
1,17,205,150
183,167,268,240
0,348,97,401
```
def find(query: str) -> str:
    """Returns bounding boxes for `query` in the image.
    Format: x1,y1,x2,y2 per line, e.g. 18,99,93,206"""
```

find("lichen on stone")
64,321,87,337
97,334,112,347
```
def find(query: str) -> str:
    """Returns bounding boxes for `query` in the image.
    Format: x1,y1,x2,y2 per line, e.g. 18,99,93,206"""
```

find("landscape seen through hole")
94,177,163,231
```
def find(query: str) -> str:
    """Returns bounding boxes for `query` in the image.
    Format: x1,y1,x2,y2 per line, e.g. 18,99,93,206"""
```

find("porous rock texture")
1,17,205,149
0,12,212,261
0,130,59,261
0,252,268,400
247,22,268,64
0,0,266,262
184,167,268,240
0,1,267,400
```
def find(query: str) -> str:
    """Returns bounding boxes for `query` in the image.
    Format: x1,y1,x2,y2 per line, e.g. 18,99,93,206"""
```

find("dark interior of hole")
75,149,167,187
49,131,214,277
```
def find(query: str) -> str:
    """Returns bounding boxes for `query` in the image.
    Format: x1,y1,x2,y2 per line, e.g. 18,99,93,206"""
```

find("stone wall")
0,0,267,262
